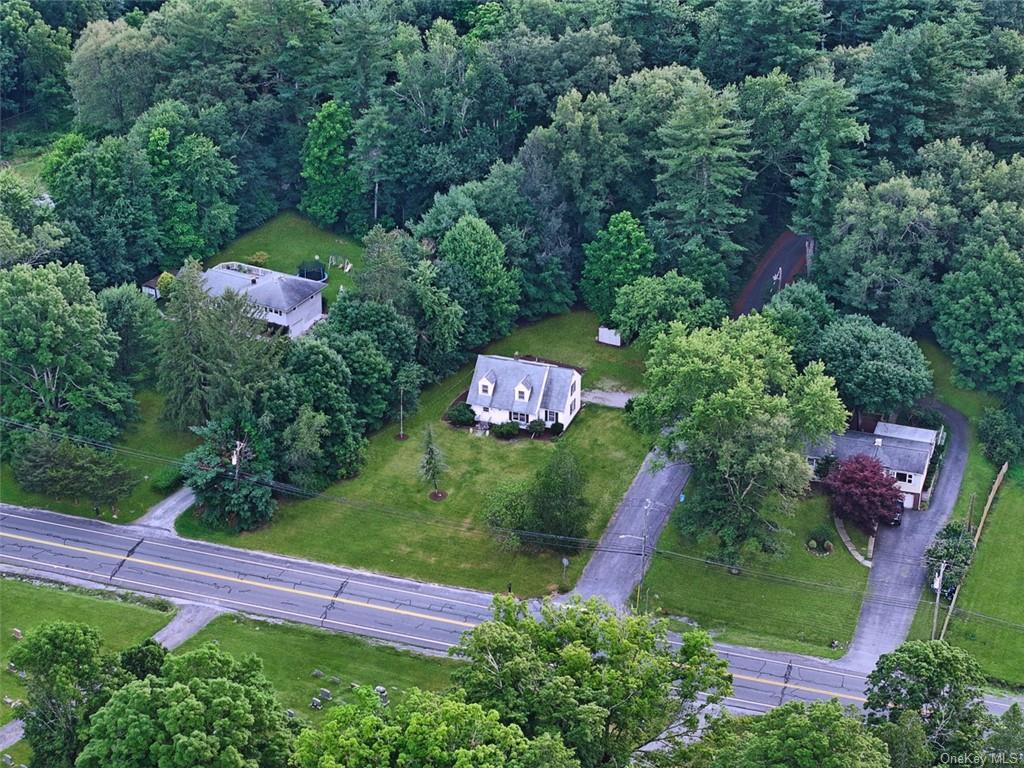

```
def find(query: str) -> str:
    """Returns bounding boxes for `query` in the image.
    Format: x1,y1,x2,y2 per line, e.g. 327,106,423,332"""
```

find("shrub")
13,434,137,505
813,454,838,480
491,421,520,439
978,407,1024,466
248,250,270,267
549,421,564,436
527,419,545,435
446,402,476,427
156,271,176,297
150,465,184,493
809,522,834,548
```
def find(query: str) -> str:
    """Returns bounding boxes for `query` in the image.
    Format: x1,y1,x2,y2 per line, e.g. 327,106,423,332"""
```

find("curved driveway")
840,399,970,671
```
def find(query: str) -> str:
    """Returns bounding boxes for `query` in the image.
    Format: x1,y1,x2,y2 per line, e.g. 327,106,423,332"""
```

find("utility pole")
399,387,405,439
231,438,250,489
931,561,947,640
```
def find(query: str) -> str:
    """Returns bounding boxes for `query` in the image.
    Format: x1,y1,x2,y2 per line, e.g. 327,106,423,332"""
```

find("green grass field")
178,313,651,595
178,615,457,723
942,466,1024,686
5,149,46,194
488,311,646,391
0,579,174,726
641,494,870,658
0,389,199,523
905,342,1024,686
208,210,364,303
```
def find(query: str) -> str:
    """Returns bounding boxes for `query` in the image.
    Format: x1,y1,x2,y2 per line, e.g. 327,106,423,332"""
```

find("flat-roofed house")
807,421,941,509
202,262,326,337
466,354,583,431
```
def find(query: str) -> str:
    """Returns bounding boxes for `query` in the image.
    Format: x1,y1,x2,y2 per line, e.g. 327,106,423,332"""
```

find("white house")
807,421,941,509
466,354,583,431
202,262,326,337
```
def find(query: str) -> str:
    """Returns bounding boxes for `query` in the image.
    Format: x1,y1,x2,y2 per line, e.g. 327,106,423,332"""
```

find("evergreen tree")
420,425,447,497
157,259,211,430
648,80,754,297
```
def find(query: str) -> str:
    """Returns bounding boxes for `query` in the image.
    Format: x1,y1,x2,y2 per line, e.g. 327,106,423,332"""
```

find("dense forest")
3,2,1024,767
3,0,1023,543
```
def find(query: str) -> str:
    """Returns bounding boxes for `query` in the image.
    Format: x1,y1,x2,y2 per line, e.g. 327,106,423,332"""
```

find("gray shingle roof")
203,262,324,312
467,355,576,413
807,430,933,475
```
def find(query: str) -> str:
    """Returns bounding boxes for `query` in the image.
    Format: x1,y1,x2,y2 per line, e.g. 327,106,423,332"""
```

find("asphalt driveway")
840,399,969,671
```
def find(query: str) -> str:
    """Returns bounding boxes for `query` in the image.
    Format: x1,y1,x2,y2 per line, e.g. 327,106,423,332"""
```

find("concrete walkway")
582,390,638,409
840,400,969,671
152,603,224,650
834,517,872,568
135,486,194,532
0,720,23,752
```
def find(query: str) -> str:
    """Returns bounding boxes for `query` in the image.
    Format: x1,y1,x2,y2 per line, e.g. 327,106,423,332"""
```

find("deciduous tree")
865,640,989,757
824,454,904,532
0,262,133,458
299,99,363,229
580,211,656,323
97,283,162,383
610,269,726,344
292,686,579,768
77,644,292,768
631,315,846,552
452,595,731,768
11,622,122,768
438,214,519,349
817,314,933,420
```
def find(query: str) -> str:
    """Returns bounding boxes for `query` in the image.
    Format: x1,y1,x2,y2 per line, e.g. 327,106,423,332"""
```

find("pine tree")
158,259,211,429
420,426,447,498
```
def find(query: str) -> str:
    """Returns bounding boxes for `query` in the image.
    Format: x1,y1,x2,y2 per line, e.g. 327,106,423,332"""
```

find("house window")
480,383,490,395
569,399,577,415
516,389,526,401
570,380,577,395
895,471,912,483
509,411,528,423
545,409,559,422
482,406,489,413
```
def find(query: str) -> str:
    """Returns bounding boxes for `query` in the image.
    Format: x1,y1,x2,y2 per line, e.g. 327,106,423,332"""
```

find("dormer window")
516,388,527,401
479,370,495,396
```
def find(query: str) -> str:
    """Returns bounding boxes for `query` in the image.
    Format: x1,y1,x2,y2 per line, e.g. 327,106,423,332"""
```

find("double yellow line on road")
0,531,474,629
0,529,871,705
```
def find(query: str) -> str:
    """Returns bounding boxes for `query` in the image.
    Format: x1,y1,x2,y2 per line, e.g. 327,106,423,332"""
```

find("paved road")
5,503,1018,718
732,231,811,317
841,399,970,671
573,450,690,609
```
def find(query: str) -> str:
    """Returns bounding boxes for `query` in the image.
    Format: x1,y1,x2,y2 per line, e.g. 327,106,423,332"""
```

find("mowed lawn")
179,313,651,595
942,466,1024,686
179,615,457,723
0,389,199,523
208,210,364,302
641,494,870,658
0,579,174,725
487,311,646,391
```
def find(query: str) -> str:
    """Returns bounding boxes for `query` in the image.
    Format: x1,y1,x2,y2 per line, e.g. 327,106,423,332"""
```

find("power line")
4,417,1024,636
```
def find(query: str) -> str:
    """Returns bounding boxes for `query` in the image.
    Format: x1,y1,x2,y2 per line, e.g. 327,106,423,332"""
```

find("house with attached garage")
466,354,583,431
807,421,942,509
201,262,326,337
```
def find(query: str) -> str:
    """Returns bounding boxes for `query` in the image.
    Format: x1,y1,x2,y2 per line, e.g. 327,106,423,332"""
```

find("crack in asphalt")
320,579,348,627
108,537,145,581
